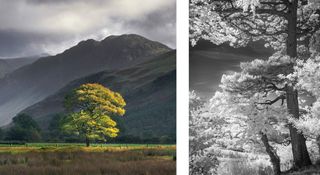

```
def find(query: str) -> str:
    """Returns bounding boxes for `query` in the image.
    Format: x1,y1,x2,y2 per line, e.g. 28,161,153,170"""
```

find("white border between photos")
177,0,189,174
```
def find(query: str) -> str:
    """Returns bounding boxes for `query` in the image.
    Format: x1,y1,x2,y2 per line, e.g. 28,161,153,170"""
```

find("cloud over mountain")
0,0,175,57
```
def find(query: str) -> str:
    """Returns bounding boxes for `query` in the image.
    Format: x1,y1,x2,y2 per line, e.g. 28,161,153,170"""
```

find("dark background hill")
190,39,274,99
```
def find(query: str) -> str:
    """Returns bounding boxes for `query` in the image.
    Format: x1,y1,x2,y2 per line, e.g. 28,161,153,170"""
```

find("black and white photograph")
190,0,320,174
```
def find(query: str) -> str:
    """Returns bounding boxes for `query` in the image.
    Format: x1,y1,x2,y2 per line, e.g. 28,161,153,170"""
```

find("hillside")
0,34,171,125
0,56,40,78
0,59,11,78
21,51,176,140
190,40,273,99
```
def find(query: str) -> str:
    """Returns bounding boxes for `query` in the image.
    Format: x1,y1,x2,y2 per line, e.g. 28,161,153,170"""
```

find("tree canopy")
63,83,126,146
6,113,41,142
190,0,319,51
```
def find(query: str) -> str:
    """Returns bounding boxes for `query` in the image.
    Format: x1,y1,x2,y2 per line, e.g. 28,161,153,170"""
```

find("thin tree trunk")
317,136,320,154
85,136,90,147
286,0,312,168
260,132,281,175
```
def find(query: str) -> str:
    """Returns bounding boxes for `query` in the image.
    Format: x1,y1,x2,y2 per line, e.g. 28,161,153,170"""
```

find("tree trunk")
317,136,320,155
261,133,281,175
85,137,90,147
286,87,312,168
286,0,312,168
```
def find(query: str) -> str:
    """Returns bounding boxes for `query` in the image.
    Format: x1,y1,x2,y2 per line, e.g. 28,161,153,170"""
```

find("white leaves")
310,30,320,53
190,0,241,46
236,0,261,14
209,88,289,146
288,53,320,138
295,55,320,97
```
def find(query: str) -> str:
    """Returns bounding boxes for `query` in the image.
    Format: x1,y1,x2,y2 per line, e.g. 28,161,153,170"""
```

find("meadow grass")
0,143,176,175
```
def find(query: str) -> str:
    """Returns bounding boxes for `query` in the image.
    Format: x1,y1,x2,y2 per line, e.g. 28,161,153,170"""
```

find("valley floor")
0,144,176,175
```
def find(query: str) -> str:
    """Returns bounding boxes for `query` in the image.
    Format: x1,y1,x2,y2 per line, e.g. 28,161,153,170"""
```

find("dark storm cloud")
0,29,74,58
0,0,175,57
112,4,176,49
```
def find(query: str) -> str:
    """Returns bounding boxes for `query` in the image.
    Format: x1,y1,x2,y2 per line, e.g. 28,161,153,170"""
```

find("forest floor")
0,144,176,175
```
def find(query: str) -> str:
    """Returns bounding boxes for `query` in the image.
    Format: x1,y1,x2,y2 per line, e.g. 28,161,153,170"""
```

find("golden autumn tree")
63,83,126,146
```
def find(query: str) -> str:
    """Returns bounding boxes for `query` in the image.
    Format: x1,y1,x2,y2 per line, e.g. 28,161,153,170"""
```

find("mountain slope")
0,60,11,78
0,34,171,126
22,51,176,139
0,56,40,78
190,40,273,99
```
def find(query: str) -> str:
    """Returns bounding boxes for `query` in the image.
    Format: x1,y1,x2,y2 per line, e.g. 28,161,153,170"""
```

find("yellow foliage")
63,83,126,143
71,83,126,116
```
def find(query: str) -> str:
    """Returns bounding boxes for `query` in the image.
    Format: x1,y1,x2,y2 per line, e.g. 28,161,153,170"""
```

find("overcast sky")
0,0,176,58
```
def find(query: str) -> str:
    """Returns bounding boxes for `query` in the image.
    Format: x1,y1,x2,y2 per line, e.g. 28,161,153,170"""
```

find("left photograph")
0,0,176,174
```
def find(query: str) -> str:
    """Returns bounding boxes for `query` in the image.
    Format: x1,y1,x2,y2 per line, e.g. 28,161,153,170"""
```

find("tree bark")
261,132,281,175
85,136,90,147
285,0,312,169
286,87,312,168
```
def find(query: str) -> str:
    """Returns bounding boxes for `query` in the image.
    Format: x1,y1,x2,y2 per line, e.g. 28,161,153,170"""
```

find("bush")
190,152,219,175
217,156,273,175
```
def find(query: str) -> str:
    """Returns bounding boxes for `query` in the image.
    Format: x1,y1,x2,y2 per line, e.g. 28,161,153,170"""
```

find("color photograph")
0,0,176,174
190,0,320,174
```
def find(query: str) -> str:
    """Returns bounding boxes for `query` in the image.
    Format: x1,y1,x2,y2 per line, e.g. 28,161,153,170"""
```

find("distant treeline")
0,113,176,144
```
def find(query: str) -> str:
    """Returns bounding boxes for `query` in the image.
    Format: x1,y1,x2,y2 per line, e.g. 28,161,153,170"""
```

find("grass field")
0,143,176,175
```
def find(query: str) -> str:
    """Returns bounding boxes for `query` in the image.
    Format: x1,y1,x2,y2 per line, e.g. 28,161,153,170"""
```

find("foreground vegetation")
216,149,320,175
0,144,176,175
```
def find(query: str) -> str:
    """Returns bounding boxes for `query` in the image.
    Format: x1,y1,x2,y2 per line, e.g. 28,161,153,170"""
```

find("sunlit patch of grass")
0,143,175,153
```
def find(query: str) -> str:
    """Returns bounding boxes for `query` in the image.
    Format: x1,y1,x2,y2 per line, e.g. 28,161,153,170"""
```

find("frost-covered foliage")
236,0,261,14
221,52,294,94
209,91,289,148
288,31,320,140
290,55,320,139
189,0,237,46
296,56,320,97
204,52,301,172
190,0,319,50
190,0,320,171
189,91,220,175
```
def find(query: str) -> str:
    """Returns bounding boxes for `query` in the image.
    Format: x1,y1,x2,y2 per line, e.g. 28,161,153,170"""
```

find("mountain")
0,60,11,78
0,56,40,78
21,51,176,139
0,34,171,126
190,39,274,57
190,40,274,99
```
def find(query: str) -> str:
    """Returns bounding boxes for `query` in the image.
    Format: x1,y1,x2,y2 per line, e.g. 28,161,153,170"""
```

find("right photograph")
189,1,320,175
